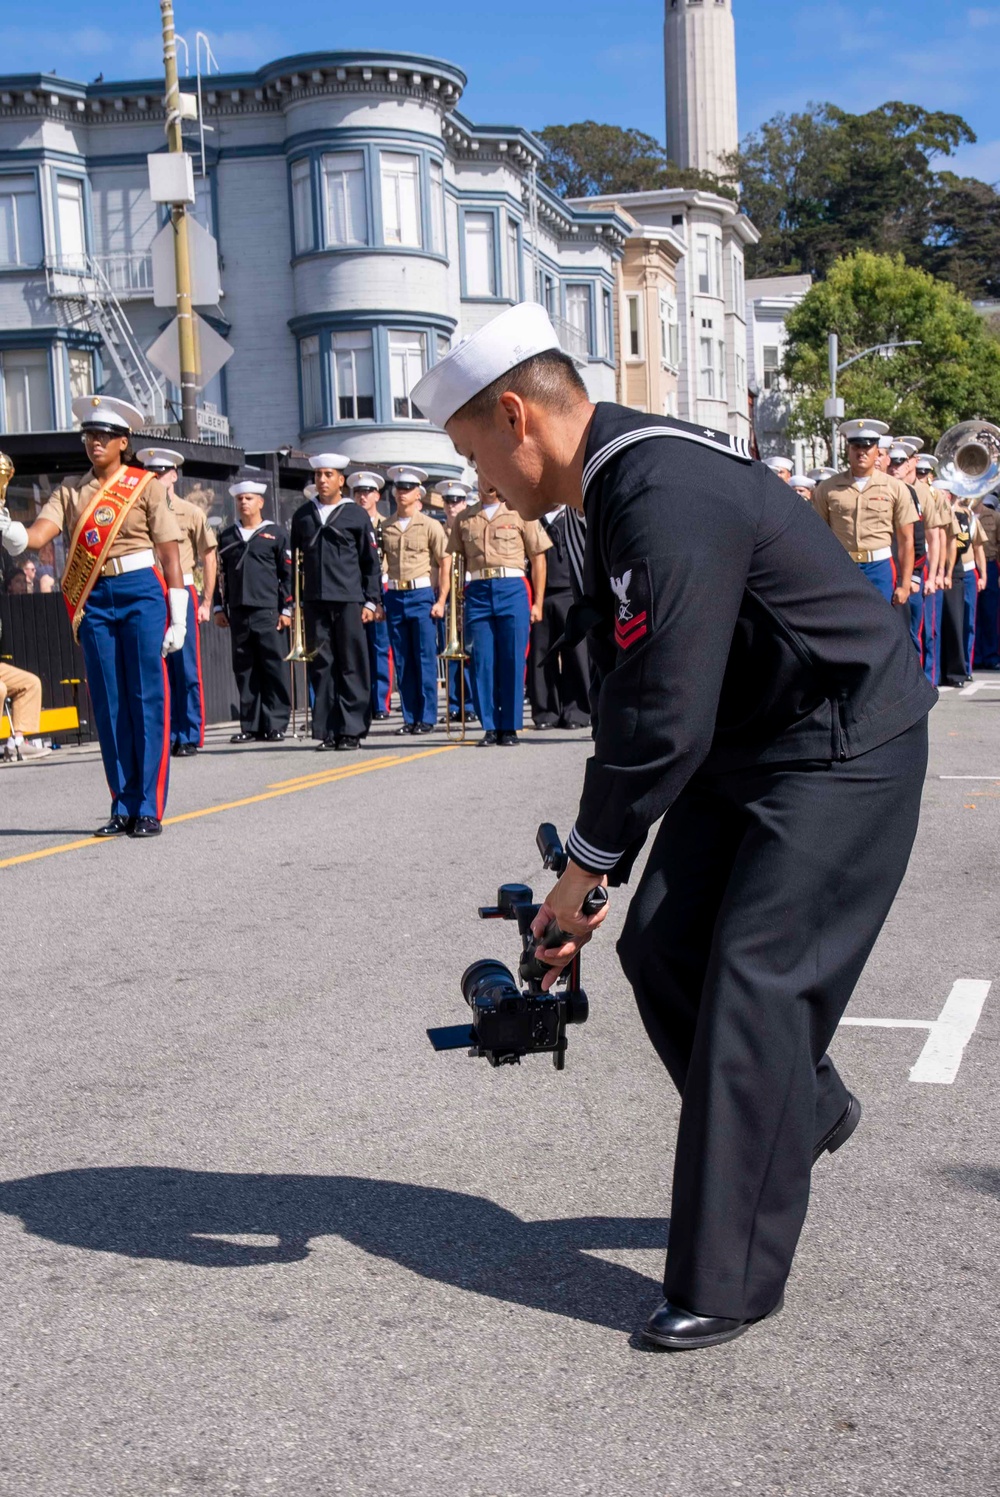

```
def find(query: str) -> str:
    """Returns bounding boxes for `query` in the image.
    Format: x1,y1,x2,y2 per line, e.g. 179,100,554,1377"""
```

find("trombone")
284,551,314,738
438,554,470,741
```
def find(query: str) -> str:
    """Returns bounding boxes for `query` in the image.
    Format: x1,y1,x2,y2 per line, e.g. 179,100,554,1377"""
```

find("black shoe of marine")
413,721,435,735
394,723,415,736
641,1294,784,1351
334,735,360,751
263,730,285,742
533,720,555,731
497,730,519,746
174,742,198,757
373,710,391,721
230,731,255,744
128,816,162,838
316,736,339,751
478,730,498,746
447,710,464,722
812,1094,862,1165
94,814,132,838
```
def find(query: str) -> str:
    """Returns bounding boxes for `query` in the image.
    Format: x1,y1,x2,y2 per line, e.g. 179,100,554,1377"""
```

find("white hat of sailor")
438,480,471,501
763,455,793,474
387,464,428,488
410,302,562,429
229,479,268,497
309,452,350,471
136,446,185,472
839,417,890,442
914,453,938,472
72,394,146,433
789,473,815,490
347,470,385,492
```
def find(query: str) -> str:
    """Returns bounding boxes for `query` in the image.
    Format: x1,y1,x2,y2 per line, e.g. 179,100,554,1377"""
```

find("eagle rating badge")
610,559,651,650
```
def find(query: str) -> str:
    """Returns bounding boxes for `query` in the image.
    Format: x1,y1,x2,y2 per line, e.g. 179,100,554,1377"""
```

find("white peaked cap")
136,447,184,471
229,480,268,497
309,452,350,471
348,471,385,491
410,302,562,429
387,464,428,486
915,453,938,470
72,394,146,432
438,480,471,500
763,455,793,473
897,435,923,449
839,418,890,440
888,445,910,461
807,467,836,482
790,474,815,489
878,435,895,450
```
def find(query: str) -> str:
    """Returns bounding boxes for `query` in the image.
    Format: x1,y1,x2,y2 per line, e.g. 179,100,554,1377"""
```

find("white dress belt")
466,566,525,582
101,548,156,577
857,546,892,564
386,575,432,591
182,572,195,586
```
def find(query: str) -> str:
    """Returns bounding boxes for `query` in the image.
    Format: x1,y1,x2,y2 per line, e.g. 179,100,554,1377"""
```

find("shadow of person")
0,1167,666,1333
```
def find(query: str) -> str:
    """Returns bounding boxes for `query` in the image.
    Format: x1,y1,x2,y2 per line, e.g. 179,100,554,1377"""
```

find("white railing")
550,312,590,363
46,252,154,298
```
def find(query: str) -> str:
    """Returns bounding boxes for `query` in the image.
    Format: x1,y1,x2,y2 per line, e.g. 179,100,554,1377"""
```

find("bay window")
56,176,86,270
1,349,52,433
300,336,323,428
332,331,375,421
464,212,496,296
322,152,367,246
429,159,446,255
389,330,427,419
0,175,43,267
380,152,421,248
506,218,521,299
565,284,592,352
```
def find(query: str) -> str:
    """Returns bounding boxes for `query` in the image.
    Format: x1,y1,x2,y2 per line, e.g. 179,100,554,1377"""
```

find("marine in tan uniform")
381,466,448,735
911,452,960,685
812,418,917,605
446,481,550,744
138,448,218,756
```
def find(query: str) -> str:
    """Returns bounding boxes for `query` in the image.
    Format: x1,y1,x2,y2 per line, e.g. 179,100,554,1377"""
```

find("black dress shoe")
373,710,391,721
316,737,339,751
174,742,198,757
230,731,255,744
497,730,519,745
478,731,497,746
334,736,360,751
128,816,162,838
394,724,415,736
94,815,132,838
642,1294,784,1351
812,1093,862,1165
263,730,285,742
448,710,464,722
533,721,555,731
413,721,435,735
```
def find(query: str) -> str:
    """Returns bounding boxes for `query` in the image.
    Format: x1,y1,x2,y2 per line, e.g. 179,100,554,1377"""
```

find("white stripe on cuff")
566,824,624,871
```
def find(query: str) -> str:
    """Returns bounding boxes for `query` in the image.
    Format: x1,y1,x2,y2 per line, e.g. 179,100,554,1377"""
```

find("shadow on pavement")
0,1166,666,1333
941,1164,1000,1198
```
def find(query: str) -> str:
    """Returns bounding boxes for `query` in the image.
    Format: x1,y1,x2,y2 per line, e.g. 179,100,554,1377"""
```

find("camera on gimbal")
427,823,607,1069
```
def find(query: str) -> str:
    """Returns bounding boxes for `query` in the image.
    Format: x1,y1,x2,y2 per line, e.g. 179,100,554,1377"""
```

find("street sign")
151,216,221,307
197,406,230,438
146,311,234,390
823,397,845,419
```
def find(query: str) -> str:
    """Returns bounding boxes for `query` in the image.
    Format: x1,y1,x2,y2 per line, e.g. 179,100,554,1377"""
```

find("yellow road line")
0,745,456,871
266,753,399,789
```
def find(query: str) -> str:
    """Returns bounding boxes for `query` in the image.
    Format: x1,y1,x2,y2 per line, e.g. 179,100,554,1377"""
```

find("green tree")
537,122,735,200
782,251,1000,454
727,101,1000,294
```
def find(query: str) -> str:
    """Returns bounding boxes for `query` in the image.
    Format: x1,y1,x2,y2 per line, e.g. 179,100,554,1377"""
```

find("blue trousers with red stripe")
464,576,530,732
858,557,894,602
79,568,170,820
166,585,204,747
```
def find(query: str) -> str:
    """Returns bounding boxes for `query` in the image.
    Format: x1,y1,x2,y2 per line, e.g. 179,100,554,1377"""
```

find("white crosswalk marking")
839,980,991,1084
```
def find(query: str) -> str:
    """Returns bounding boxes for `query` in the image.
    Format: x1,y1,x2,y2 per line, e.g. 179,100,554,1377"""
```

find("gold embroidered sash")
61,466,155,639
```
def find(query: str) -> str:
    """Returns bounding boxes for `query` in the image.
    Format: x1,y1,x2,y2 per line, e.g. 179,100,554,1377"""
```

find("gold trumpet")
438,554,470,741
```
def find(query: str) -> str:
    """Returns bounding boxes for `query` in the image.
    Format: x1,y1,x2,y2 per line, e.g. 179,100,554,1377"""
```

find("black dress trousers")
528,589,592,728
939,562,969,685
306,601,371,740
229,607,291,734
616,717,928,1323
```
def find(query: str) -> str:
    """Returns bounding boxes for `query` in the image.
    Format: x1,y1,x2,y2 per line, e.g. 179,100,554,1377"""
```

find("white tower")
664,0,739,174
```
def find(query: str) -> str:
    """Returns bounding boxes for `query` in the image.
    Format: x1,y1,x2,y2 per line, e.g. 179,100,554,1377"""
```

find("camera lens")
461,959,519,1006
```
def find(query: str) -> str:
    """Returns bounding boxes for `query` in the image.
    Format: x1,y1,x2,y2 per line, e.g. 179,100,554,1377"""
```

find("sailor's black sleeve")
566,460,757,877
356,517,381,606
275,528,292,609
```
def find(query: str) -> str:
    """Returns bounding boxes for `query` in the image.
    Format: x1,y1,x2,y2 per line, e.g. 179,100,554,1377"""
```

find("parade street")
0,687,997,1497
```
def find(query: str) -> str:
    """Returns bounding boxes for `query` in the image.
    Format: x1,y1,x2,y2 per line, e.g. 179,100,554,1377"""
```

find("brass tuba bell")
934,420,1000,501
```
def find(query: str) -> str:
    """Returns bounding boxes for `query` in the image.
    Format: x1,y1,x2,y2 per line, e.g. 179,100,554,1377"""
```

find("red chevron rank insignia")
615,610,648,650
610,558,652,651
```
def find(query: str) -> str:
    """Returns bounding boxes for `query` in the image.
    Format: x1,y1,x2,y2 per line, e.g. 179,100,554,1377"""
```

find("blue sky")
3,1,999,181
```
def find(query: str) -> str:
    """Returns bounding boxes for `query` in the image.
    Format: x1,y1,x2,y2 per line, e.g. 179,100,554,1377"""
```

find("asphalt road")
0,683,998,1497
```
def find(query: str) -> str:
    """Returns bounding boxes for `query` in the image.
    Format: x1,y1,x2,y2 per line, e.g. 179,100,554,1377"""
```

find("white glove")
0,510,28,556
162,586,189,656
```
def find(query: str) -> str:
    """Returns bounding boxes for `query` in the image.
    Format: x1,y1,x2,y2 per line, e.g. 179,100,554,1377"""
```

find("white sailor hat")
914,453,938,471
438,480,471,501
839,418,890,442
763,455,793,474
347,471,385,492
387,465,428,488
789,473,816,490
309,452,350,471
72,394,146,433
229,480,268,497
807,467,836,482
136,446,185,472
410,302,562,429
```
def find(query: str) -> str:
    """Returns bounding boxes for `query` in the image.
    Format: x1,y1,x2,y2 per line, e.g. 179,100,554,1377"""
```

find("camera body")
427,824,605,1069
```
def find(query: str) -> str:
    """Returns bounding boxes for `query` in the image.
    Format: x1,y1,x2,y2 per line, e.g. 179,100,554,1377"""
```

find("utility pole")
827,332,841,466
160,0,199,440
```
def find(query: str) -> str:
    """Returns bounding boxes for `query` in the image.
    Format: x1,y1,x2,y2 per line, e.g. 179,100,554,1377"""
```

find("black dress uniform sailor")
527,506,591,729
290,452,381,747
214,482,292,739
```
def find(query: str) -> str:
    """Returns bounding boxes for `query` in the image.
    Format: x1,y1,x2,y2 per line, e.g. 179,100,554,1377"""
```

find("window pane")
699,336,714,398
57,177,86,269
323,152,367,247
506,219,520,299
0,175,42,267
436,332,451,361
566,284,591,347
696,234,710,295
380,152,421,248
762,345,779,391
2,349,52,433
300,335,323,427
627,294,640,358
388,330,427,420
718,341,727,401
332,330,375,421
544,275,556,314
68,348,92,402
291,159,314,254
714,239,723,299
429,159,445,255
464,212,495,296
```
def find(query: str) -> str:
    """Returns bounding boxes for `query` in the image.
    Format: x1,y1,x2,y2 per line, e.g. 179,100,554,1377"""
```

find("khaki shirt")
974,504,998,562
914,480,955,534
171,495,218,576
381,511,447,582
446,502,551,571
39,469,180,560
812,470,918,553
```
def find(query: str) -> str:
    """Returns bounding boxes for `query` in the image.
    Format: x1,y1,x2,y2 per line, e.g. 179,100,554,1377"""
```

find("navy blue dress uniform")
214,483,292,740
527,506,591,729
290,453,381,748
381,467,448,734
138,447,218,757
1,396,187,836
348,471,393,719
446,492,550,744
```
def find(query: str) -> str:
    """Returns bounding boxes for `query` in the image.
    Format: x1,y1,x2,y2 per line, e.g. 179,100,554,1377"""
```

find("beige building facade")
614,218,686,417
